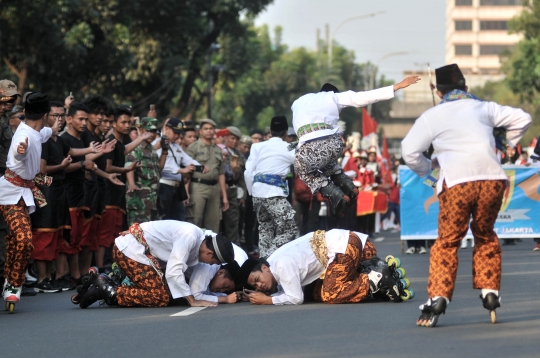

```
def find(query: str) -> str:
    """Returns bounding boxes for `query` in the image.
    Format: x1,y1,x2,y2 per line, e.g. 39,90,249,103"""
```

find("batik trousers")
113,245,171,307
253,196,298,258
0,199,33,287
428,180,506,300
313,233,377,303
294,134,344,193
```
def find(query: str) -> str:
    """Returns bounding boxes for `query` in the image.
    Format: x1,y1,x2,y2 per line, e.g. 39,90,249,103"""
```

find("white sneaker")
3,280,21,303
405,247,416,255
25,270,37,283
418,246,427,254
460,239,467,249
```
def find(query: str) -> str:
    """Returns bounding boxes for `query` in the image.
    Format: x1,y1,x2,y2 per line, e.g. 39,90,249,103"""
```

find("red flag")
382,136,390,164
362,108,377,136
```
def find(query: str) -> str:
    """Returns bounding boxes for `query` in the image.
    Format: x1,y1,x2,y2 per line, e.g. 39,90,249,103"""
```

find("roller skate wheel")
396,267,406,279
385,255,394,262
408,289,415,299
490,310,497,324
400,278,411,289
400,289,413,301
88,267,99,275
71,294,80,305
7,302,15,314
387,257,401,268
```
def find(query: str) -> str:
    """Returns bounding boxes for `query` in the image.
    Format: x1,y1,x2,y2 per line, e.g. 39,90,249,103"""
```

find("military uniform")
185,127,224,233
126,118,161,225
222,142,246,246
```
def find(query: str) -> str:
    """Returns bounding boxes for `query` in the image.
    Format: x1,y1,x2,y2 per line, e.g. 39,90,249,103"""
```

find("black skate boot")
330,171,358,201
363,259,401,302
70,271,97,305
319,182,350,217
480,292,500,324
79,274,118,309
417,297,447,327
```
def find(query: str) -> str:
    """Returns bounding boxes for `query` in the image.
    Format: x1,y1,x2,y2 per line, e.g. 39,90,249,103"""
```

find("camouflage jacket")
125,141,161,210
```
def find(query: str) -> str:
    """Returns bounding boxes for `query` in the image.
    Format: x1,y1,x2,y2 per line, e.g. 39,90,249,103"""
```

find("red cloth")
99,208,124,248
362,108,377,136
355,167,375,187
61,209,86,255
32,230,59,261
81,216,100,252
356,191,388,216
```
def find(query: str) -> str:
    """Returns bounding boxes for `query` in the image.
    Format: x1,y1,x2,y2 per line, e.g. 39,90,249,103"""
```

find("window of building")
455,20,473,31
456,0,473,5
480,21,509,30
455,45,473,55
480,0,521,5
479,45,513,55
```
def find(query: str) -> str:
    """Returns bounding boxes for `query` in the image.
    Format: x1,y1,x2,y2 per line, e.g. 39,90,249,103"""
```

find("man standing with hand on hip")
402,64,531,327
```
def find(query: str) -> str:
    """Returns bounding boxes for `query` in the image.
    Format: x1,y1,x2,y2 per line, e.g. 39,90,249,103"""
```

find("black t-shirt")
41,136,70,182
61,132,85,184
105,134,127,207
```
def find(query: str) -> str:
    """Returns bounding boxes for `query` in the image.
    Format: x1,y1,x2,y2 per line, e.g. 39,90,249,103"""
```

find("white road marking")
170,307,207,317
374,237,385,242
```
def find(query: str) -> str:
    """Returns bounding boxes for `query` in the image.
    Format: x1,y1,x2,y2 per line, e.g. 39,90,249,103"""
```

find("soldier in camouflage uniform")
125,117,168,225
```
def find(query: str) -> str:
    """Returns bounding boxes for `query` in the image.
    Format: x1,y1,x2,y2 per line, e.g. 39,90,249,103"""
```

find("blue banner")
400,165,540,240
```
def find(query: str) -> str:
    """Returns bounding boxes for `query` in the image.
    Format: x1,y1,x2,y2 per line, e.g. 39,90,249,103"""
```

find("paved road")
1,233,539,358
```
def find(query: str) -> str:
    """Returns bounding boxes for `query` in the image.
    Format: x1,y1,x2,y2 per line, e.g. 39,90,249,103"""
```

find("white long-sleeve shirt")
114,220,206,299
291,86,394,146
401,99,532,194
157,142,200,182
267,229,368,305
0,122,52,213
244,137,295,198
189,243,248,302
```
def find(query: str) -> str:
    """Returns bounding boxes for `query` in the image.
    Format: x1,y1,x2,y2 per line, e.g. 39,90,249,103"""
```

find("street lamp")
368,51,409,115
327,11,385,71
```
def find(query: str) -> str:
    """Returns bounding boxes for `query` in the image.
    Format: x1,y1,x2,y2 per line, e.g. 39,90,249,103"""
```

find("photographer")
155,118,201,221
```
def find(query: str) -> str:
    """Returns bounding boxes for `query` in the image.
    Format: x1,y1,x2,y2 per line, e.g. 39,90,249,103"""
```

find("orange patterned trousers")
428,180,506,300
313,233,377,304
113,245,171,307
0,199,33,287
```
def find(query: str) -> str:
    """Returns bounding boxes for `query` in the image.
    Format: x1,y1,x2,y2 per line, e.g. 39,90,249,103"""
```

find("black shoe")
330,171,358,200
55,275,77,291
417,297,447,327
79,274,117,309
365,258,401,302
319,182,350,217
21,286,37,296
480,292,500,324
34,279,63,293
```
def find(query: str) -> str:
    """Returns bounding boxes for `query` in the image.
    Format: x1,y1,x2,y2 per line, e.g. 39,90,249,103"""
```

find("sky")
254,0,446,83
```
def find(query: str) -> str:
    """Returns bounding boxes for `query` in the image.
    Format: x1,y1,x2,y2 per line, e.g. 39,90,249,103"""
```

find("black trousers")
159,183,185,221
299,200,321,235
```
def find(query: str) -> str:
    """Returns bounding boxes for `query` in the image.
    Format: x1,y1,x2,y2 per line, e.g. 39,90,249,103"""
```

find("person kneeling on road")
236,229,414,305
74,220,235,308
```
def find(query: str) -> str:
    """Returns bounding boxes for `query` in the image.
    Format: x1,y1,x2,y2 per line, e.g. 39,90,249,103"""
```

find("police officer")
156,118,200,221
185,119,229,233
125,117,167,225
222,126,246,246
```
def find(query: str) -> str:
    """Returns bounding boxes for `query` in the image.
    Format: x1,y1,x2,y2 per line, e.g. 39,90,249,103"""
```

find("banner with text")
400,165,540,240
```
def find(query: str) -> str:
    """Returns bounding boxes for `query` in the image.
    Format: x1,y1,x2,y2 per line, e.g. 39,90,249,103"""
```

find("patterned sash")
4,169,51,208
254,173,289,195
120,223,164,283
309,230,329,279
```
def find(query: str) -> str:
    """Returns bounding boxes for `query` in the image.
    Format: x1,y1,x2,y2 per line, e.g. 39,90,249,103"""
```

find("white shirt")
244,137,295,198
401,99,532,194
189,243,248,302
0,123,52,213
291,86,394,146
114,220,205,299
157,142,200,182
267,229,368,305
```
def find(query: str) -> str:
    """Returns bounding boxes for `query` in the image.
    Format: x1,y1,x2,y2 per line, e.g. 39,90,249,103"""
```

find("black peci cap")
270,116,288,132
234,258,261,289
319,83,339,93
212,233,235,265
24,92,50,116
435,64,466,88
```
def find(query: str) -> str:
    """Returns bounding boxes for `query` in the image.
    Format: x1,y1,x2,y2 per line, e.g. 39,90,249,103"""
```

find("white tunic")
267,229,368,305
189,243,247,303
244,137,295,198
114,220,205,299
291,87,394,147
0,122,52,214
401,100,532,194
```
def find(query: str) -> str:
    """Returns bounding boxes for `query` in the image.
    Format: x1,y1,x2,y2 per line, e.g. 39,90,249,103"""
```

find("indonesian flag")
380,135,393,184
362,108,378,137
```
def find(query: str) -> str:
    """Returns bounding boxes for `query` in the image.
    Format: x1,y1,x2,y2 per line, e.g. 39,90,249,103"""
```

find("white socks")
481,289,499,298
